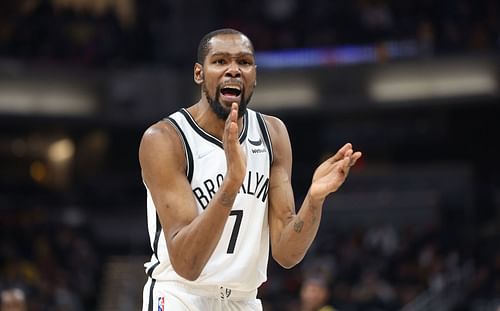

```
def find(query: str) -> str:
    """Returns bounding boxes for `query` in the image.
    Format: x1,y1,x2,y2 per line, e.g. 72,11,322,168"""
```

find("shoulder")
139,120,185,167
140,120,180,149
260,114,289,141
259,114,292,164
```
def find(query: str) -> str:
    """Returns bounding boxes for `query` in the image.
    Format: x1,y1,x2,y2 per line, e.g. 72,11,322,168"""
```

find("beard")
203,84,253,120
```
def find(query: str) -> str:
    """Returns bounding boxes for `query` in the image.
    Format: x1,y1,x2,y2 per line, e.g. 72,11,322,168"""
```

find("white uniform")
142,108,273,311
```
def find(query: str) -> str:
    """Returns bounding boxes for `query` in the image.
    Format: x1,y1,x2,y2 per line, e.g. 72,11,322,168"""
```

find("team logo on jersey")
158,297,165,311
248,137,262,146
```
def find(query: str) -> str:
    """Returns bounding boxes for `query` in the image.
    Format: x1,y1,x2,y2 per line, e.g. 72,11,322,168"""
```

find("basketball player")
139,28,362,311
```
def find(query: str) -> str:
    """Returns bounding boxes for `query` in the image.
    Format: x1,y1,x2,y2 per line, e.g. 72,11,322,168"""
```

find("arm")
266,116,362,268
139,103,246,281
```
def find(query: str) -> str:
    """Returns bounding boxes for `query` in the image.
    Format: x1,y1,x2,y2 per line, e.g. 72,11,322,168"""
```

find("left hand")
309,143,362,201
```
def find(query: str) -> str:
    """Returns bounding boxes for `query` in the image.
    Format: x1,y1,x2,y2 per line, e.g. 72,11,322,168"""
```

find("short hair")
197,28,254,64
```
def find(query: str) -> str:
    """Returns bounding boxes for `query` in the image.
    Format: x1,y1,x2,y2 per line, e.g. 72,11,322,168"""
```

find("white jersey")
144,108,273,292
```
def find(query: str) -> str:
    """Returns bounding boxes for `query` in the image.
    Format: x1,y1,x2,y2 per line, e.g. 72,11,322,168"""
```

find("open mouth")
220,86,242,98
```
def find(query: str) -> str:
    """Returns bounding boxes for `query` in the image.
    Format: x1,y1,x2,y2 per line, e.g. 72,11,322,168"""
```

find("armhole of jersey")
145,191,161,280
165,117,194,182
256,112,274,164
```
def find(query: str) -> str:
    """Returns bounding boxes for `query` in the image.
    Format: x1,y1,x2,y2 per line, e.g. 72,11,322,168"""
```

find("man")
298,276,336,311
139,28,362,311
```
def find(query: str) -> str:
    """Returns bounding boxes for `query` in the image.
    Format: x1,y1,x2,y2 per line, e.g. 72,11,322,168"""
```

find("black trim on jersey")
179,108,248,149
166,117,194,182
153,215,161,260
146,260,160,278
146,215,161,310
145,214,162,276
240,111,249,144
148,278,156,311
256,112,274,164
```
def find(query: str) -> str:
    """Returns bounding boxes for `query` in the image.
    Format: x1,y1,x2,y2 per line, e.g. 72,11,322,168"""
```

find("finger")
225,103,239,141
340,156,351,176
349,151,363,167
225,102,238,121
344,155,351,169
231,102,239,122
230,103,239,138
331,143,353,162
328,146,352,166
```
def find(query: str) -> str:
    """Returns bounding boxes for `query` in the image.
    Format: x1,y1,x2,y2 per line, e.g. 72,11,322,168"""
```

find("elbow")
277,260,297,270
170,258,203,281
176,269,201,281
172,265,202,281
272,251,303,269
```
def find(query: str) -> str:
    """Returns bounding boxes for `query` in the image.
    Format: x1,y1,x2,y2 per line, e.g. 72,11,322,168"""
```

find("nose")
225,61,241,78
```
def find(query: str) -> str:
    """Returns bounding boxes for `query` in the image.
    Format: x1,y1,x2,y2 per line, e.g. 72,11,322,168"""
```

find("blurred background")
0,0,499,310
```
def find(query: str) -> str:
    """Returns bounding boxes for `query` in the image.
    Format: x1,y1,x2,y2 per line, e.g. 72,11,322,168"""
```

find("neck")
187,100,244,141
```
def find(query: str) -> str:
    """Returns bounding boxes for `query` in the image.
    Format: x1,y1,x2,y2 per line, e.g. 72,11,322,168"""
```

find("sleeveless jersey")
144,108,273,292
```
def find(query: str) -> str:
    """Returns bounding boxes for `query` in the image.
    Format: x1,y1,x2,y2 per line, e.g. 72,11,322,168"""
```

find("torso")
144,108,273,291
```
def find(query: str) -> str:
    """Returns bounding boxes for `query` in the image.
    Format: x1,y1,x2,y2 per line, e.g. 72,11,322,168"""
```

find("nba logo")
158,297,165,311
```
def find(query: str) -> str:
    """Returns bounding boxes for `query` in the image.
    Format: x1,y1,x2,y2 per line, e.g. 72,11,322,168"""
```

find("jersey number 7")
227,210,243,254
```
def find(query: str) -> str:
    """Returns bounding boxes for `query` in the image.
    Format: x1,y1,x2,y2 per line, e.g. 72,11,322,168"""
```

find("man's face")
300,280,329,310
199,34,257,120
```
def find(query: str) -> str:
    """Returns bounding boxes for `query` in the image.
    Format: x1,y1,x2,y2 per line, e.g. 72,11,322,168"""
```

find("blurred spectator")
1,288,27,311
261,219,499,310
364,224,399,257
1,0,499,66
297,276,336,311
351,269,397,309
0,207,101,311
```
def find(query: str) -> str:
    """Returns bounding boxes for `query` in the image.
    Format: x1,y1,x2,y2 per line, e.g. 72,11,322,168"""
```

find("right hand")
222,103,247,189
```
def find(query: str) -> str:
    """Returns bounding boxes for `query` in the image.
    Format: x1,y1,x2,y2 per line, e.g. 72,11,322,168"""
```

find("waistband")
157,280,257,301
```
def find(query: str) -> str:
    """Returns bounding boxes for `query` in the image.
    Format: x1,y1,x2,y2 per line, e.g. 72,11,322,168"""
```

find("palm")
310,159,347,198
309,144,362,200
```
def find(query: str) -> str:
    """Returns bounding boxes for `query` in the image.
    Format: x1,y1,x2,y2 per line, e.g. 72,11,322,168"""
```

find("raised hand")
222,103,247,189
309,143,362,201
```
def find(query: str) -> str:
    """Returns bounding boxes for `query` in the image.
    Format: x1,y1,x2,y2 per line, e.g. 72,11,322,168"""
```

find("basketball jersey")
144,108,273,292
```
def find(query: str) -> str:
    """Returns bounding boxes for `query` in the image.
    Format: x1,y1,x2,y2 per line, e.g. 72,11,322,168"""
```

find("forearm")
273,190,324,268
167,182,239,280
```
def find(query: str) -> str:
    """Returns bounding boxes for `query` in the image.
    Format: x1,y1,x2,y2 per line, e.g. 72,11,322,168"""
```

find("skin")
139,33,362,281
300,280,330,311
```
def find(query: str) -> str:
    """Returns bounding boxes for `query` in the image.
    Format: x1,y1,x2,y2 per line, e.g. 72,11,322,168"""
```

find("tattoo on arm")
293,219,304,233
220,191,235,207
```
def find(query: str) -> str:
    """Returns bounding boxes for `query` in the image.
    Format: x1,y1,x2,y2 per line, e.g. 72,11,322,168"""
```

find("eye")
239,59,253,66
214,59,226,65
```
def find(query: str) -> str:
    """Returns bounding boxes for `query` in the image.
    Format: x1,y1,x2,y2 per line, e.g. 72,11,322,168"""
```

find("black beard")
203,84,252,120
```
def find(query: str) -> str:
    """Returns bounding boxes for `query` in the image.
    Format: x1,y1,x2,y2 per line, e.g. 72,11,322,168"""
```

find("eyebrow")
209,52,254,58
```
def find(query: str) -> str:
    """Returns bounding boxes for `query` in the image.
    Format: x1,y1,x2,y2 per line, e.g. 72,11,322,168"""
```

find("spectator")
1,288,27,311
297,276,336,311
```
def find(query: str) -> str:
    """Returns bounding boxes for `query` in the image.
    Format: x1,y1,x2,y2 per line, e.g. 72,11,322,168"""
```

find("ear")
194,63,204,85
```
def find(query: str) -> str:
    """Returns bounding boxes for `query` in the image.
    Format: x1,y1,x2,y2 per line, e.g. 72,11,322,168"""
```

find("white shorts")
142,278,263,311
